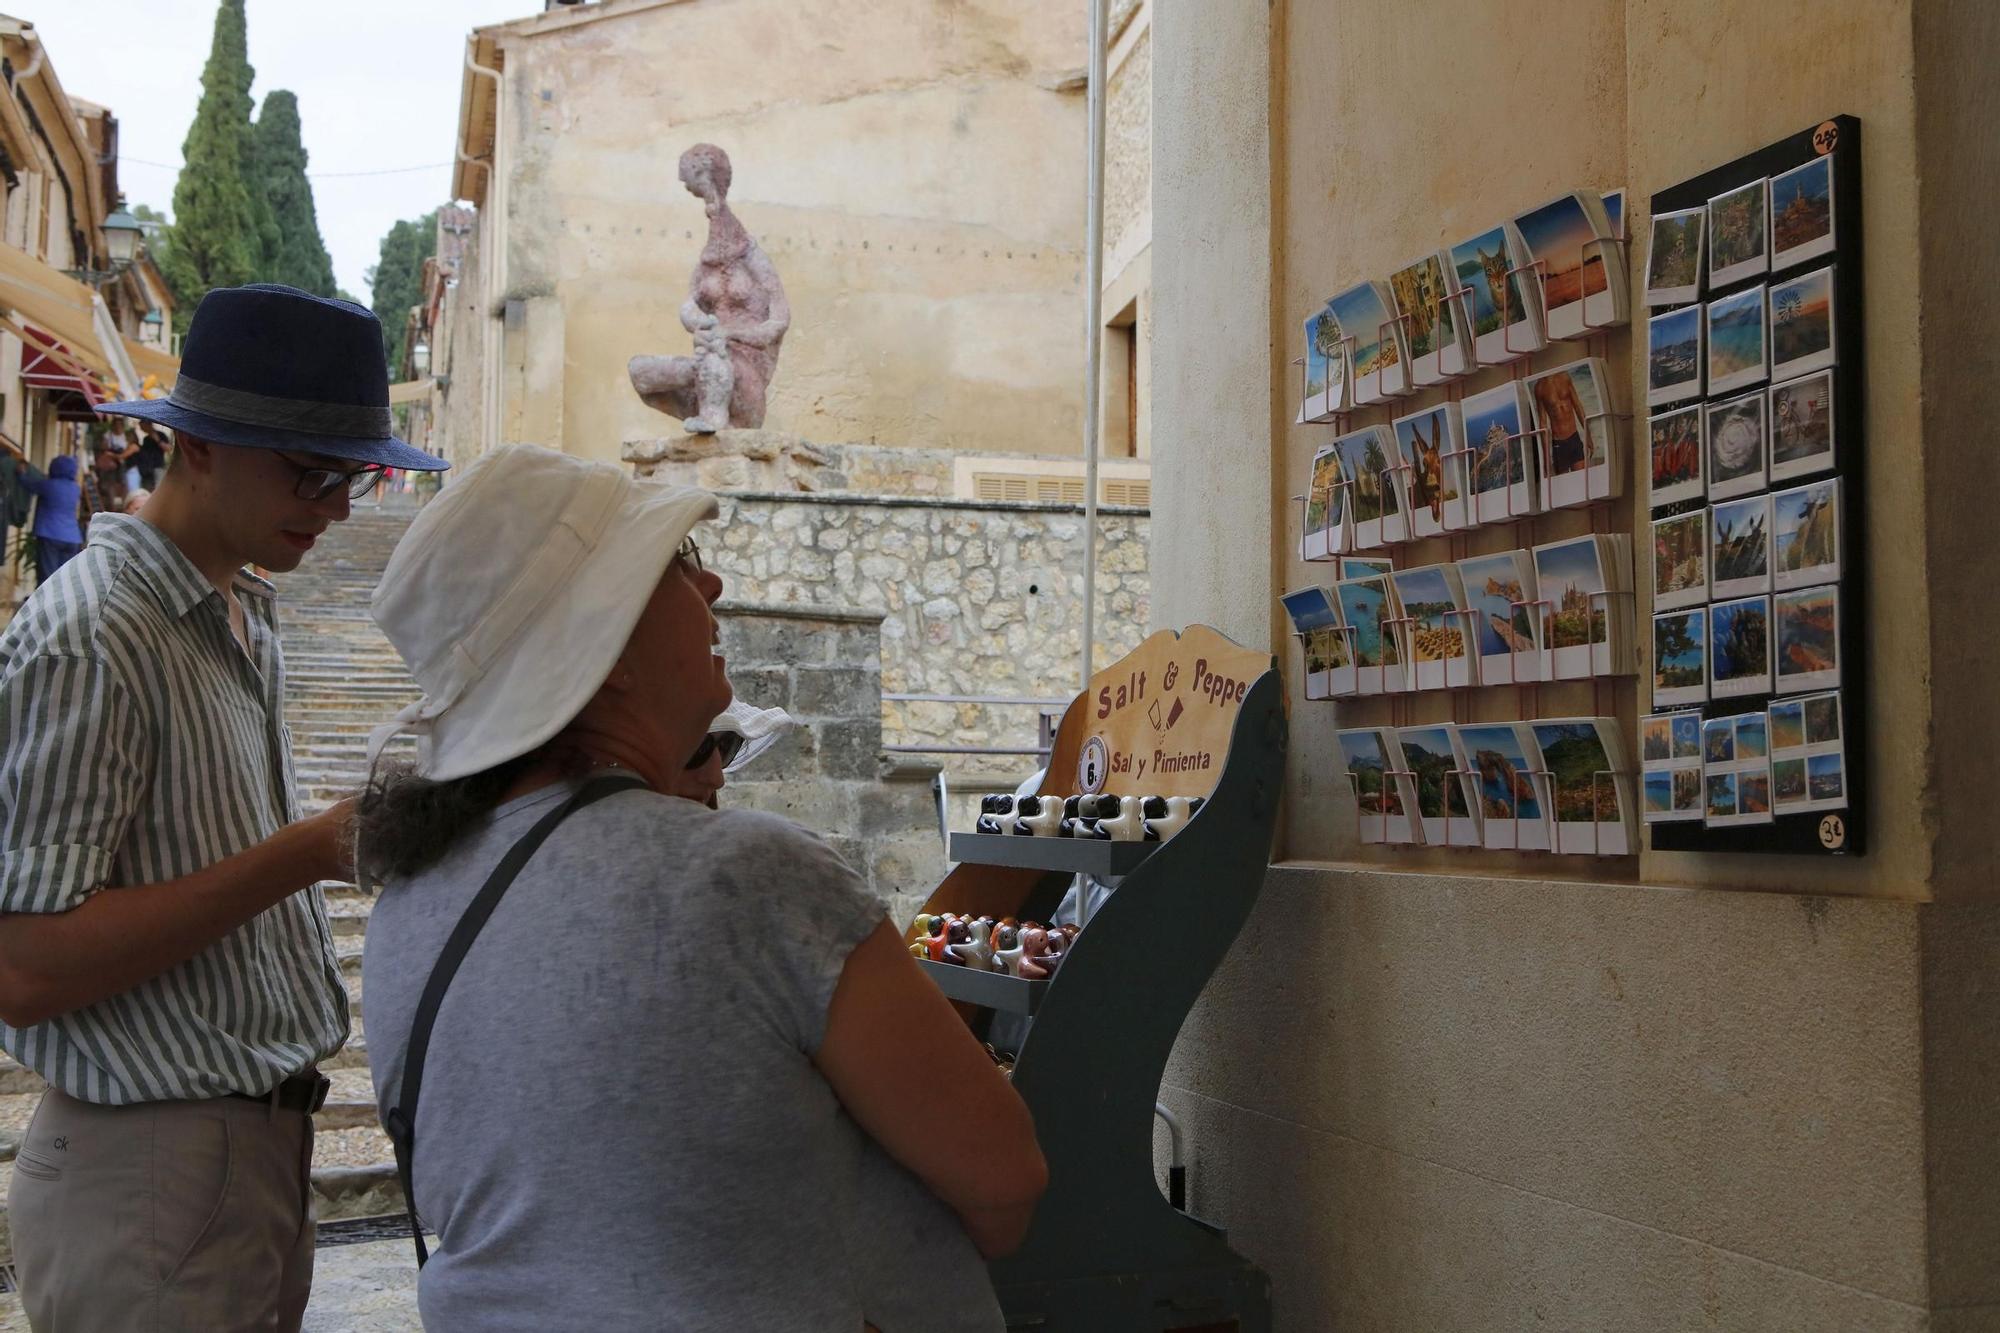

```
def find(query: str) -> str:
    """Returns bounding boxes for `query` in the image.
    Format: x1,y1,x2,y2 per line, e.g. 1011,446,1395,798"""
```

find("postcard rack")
1648,115,1867,857
908,626,1284,1332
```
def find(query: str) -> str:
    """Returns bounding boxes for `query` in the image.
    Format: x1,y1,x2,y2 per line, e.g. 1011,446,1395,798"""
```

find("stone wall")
713,601,945,929
705,493,1148,759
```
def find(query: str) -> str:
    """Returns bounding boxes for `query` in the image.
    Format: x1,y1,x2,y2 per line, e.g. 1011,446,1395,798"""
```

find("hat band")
169,374,392,440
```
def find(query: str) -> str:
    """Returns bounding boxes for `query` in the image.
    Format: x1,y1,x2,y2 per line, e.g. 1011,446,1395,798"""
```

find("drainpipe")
1078,0,1107,692
14,28,42,82
459,45,500,198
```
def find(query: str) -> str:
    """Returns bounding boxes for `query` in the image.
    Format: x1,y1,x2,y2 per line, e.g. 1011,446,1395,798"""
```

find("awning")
125,339,179,390
18,325,109,421
0,242,144,397
388,379,430,405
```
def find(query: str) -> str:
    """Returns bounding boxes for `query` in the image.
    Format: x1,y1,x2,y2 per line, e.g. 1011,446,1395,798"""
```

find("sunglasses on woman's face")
685,730,746,771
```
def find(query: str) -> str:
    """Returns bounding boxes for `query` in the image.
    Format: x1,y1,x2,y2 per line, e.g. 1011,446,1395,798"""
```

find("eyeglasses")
676,535,704,573
684,729,746,771
275,452,386,502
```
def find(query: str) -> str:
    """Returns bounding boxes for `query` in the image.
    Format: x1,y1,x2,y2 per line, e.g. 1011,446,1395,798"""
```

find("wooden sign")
1050,625,1274,801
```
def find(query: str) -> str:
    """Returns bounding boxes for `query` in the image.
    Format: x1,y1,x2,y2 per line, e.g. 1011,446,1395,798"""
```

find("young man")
0,284,449,1329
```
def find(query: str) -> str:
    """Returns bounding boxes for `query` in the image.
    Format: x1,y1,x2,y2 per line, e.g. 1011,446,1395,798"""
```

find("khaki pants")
9,1088,316,1332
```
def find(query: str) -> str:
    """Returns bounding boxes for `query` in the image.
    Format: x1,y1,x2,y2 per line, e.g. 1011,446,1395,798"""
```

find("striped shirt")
0,514,348,1104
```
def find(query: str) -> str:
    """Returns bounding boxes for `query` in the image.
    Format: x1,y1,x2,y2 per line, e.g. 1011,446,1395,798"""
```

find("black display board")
1648,116,1865,856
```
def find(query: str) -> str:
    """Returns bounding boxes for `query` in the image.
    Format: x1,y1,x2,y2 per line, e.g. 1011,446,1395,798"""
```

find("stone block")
725,665,791,711
821,832,868,879
859,780,937,837
734,719,819,777
793,666,880,720
719,615,834,668
818,719,882,780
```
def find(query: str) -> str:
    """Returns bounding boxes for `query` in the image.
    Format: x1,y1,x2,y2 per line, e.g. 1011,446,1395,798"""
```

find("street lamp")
412,341,431,377
100,208,143,267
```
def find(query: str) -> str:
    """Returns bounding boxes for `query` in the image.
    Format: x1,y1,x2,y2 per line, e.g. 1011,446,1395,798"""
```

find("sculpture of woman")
628,143,791,433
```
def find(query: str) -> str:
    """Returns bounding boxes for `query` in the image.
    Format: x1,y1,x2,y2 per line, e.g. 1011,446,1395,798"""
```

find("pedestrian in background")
0,441,85,586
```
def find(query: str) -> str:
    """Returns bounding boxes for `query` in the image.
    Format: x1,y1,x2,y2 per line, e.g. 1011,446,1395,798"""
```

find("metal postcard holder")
1344,766,1420,846
1503,219,1633,352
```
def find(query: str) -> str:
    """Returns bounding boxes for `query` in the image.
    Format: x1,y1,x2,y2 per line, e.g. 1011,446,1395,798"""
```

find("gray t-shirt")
365,778,1003,1332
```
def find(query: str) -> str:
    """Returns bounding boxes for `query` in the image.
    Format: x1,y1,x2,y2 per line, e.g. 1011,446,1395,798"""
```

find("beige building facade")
433,0,1140,492
1148,1,1998,1327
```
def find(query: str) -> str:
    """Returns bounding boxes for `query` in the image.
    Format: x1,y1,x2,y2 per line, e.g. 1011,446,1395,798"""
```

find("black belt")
225,1070,330,1115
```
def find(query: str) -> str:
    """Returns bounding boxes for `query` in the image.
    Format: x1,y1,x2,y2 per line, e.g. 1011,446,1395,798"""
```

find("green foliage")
249,91,337,296
160,0,261,329
368,210,437,373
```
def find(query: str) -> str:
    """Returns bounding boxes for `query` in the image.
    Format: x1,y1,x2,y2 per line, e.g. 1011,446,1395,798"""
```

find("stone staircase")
0,502,423,1255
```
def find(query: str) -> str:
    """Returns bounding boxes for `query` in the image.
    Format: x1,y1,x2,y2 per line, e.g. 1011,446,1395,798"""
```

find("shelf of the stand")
949,832,1160,877
916,958,1049,1015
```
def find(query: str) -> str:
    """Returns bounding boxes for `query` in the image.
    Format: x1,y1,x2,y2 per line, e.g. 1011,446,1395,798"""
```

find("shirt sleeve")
0,653,148,914
722,812,888,1055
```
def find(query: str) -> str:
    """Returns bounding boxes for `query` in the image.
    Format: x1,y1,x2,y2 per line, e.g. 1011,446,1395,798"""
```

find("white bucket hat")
711,698,796,776
366,443,718,782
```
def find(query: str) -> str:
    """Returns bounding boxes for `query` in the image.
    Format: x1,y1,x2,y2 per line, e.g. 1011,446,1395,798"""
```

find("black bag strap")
383,773,647,1266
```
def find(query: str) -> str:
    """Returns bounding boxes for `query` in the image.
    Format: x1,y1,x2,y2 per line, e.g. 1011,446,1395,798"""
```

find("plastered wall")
484,0,1089,464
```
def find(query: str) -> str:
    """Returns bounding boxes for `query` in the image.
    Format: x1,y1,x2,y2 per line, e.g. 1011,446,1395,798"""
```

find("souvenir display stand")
910,626,1284,1332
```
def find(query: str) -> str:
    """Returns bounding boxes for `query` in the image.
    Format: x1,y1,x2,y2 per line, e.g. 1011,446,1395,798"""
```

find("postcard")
1339,556,1395,580
1457,549,1544,686
1768,369,1835,484
1600,189,1626,241
1647,406,1704,508
1771,477,1840,590
1339,727,1418,845
1704,711,1776,828
1335,575,1406,694
1302,444,1343,560
1531,717,1634,854
1773,585,1840,694
1462,381,1538,523
1709,494,1773,601
1391,253,1468,385
1640,710,1705,823
1443,222,1543,365
1705,389,1768,502
1397,724,1481,848
1709,594,1772,698
1281,586,1343,700
1454,722,1551,851
1329,280,1409,406
1770,154,1835,270
1391,564,1473,692
1708,177,1770,287
1528,358,1620,510
1517,192,1619,341
1651,607,1708,708
1651,510,1709,612
1393,403,1470,539
1334,425,1407,550
1534,535,1615,679
1302,301,1346,421
1770,689,1847,813
1646,207,1705,306
1646,306,1703,407
1705,284,1769,396
1769,265,1836,381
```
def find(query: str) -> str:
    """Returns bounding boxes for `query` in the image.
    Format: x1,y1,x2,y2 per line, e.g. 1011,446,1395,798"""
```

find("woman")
5,451,84,586
360,445,1040,1331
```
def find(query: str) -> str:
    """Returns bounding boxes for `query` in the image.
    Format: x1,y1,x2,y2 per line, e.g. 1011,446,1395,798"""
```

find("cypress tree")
368,210,437,373
250,91,337,296
160,0,260,328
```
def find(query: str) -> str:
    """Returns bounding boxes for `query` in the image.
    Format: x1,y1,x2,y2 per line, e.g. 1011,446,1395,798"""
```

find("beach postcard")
1302,301,1346,420
1774,585,1840,693
1647,305,1703,406
1648,405,1704,507
1768,369,1835,484
1709,177,1770,286
1772,476,1840,590
1651,607,1708,707
1462,381,1538,523
1330,280,1409,405
1770,154,1835,269
1455,722,1550,850
1392,563,1473,691
1444,222,1542,364
1646,206,1705,305
1770,265,1836,381
1517,192,1615,341
1336,575,1406,694
1282,585,1344,699
1651,510,1709,612
1706,284,1769,396
1302,444,1343,560
1709,594,1773,698
1709,493,1773,601
1705,389,1768,501
1457,549,1544,685
1393,402,1469,538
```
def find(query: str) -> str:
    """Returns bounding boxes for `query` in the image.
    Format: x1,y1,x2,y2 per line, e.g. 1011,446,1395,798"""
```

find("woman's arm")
815,921,1048,1257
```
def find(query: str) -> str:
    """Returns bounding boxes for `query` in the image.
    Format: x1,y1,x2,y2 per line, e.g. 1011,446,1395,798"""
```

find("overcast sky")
32,1,535,298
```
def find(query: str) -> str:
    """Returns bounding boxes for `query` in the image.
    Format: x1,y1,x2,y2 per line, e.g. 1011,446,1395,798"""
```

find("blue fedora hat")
96,283,447,472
